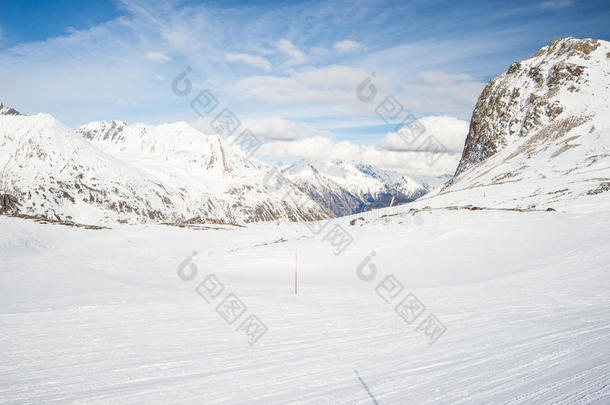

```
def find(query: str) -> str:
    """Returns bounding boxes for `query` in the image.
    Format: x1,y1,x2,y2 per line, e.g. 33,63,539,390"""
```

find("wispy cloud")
541,0,575,9
239,115,467,176
241,116,330,141
238,65,373,104
378,116,469,153
117,96,137,106
275,39,307,67
225,53,272,71
0,0,606,175
145,51,171,61
334,40,364,53
256,133,463,176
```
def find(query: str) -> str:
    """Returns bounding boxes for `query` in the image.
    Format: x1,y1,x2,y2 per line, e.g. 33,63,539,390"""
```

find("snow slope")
1,37,609,404
0,204,608,404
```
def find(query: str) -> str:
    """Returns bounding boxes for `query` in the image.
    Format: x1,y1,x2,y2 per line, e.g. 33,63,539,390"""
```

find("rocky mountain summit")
0,103,22,116
454,37,605,177
437,37,610,211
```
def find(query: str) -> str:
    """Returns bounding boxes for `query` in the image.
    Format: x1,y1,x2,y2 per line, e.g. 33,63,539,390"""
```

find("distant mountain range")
281,159,444,216
0,111,435,225
0,114,335,225
5,37,604,225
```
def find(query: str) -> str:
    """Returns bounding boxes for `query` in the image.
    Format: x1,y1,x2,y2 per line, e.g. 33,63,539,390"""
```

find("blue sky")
1,0,609,174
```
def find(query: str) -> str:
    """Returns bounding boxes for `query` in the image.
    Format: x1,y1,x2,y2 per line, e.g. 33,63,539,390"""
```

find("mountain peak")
0,103,22,116
441,37,610,210
1,112,332,225
529,37,601,60
78,120,128,142
453,37,609,179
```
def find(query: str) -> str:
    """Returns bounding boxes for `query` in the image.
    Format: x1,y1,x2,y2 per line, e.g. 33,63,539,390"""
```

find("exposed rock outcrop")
434,37,610,211
0,103,22,116
0,194,20,214
453,37,603,179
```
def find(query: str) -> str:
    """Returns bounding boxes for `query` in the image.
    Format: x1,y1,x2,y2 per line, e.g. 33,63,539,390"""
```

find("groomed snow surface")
1,205,609,404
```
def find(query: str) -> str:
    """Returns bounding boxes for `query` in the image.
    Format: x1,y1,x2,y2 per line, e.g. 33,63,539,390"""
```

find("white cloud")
117,96,137,106
258,136,336,160
257,136,460,176
378,116,469,153
237,67,483,121
361,146,460,176
250,115,467,176
144,51,171,61
238,65,393,106
275,39,307,67
191,112,462,176
191,116,330,143
334,40,364,54
241,116,330,141
225,53,272,72
541,0,574,9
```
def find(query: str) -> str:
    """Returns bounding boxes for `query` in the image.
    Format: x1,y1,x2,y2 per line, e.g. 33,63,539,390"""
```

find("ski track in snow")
1,208,609,404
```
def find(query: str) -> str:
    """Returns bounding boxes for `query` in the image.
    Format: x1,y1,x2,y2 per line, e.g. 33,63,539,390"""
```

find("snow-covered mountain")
0,114,331,225
281,159,427,216
3,37,607,227
432,37,610,212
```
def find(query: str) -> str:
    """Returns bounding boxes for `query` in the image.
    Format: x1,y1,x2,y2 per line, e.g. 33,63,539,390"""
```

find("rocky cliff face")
439,37,610,211
0,194,20,214
453,37,605,179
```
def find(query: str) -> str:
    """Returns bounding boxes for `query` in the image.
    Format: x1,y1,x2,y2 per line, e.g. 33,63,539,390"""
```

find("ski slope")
1,203,609,404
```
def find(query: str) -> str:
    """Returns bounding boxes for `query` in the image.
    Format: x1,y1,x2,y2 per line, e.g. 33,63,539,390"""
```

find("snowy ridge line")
0,111,332,226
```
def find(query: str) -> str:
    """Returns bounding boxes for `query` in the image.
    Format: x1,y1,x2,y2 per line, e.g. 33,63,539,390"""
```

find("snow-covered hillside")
282,159,427,216
439,37,610,212
77,120,333,223
1,202,608,404
0,114,331,225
